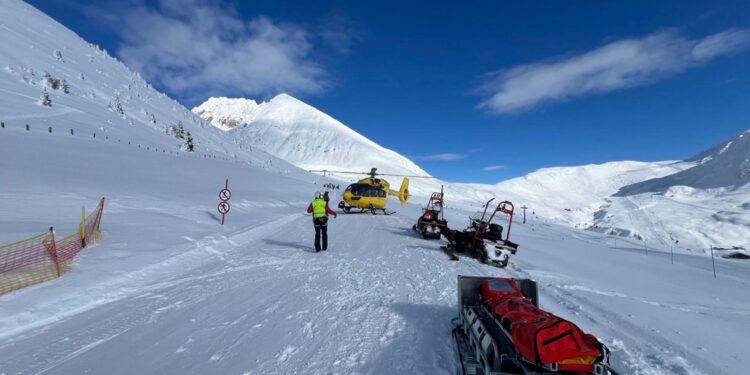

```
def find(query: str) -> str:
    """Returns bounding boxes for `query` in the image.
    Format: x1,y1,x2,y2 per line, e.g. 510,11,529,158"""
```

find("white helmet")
315,191,323,199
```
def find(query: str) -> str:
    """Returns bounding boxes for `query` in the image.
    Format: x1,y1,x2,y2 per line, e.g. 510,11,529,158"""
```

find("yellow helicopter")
309,168,431,214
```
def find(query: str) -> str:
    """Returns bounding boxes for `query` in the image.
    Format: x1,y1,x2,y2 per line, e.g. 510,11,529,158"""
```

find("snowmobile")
442,199,518,268
452,276,620,375
412,187,448,239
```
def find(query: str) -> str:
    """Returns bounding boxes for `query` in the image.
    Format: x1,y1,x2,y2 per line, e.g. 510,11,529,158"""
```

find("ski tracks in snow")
2,211,736,375
0,213,305,374
244,214,472,375
503,261,727,375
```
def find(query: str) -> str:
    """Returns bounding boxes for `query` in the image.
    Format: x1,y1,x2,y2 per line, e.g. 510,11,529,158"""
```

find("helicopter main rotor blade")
308,169,436,179
373,173,436,179
308,170,369,175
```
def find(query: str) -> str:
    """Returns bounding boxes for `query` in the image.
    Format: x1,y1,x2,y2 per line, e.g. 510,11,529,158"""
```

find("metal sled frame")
473,199,515,243
414,187,448,239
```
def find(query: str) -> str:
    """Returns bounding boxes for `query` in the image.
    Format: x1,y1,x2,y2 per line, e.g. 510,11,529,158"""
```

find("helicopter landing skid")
340,207,395,215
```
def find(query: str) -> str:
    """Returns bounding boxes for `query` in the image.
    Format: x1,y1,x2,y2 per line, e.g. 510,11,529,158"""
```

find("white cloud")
483,165,505,171
114,0,328,101
422,153,468,161
478,29,750,113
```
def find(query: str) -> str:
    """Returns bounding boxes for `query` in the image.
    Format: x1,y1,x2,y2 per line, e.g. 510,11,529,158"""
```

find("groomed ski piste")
1,128,749,375
1,1,749,374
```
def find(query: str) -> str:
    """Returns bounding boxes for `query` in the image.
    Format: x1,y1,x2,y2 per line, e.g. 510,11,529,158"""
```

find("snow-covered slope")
1,3,749,375
0,0,295,171
592,184,750,253
492,160,693,224
193,95,431,177
616,129,750,195
4,129,749,375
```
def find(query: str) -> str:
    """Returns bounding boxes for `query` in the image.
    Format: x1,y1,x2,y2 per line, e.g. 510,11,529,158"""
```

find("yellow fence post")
80,205,86,248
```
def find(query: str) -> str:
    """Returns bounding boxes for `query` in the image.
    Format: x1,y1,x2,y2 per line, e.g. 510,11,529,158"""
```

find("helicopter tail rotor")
398,177,410,205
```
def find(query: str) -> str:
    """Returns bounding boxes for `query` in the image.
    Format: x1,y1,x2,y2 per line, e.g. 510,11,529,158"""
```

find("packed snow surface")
1,128,749,375
1,2,749,374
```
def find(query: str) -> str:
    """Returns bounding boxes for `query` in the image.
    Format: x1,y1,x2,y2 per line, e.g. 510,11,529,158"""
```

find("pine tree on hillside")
109,96,124,115
169,122,185,139
41,89,52,107
185,132,194,152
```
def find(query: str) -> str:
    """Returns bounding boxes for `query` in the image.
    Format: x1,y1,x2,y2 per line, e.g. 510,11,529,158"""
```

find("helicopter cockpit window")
350,184,367,196
347,184,386,198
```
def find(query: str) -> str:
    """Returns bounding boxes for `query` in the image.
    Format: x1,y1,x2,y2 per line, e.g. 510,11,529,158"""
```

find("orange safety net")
0,198,105,295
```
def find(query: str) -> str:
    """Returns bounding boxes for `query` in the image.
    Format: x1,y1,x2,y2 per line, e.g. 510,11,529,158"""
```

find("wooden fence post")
47,227,62,277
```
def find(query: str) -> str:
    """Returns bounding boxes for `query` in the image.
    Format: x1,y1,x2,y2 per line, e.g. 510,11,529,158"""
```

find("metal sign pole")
218,179,231,225
710,246,717,279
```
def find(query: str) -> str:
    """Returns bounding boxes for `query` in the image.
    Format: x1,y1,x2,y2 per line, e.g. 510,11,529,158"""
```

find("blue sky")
30,0,750,183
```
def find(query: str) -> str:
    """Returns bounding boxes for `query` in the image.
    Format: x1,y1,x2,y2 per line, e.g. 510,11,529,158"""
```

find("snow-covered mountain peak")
192,97,262,131
193,94,431,177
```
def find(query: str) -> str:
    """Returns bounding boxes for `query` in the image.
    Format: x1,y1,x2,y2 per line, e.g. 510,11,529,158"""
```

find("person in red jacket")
306,191,337,252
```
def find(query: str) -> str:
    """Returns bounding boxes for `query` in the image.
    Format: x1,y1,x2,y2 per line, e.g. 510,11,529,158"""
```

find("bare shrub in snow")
23,67,36,84
44,72,61,90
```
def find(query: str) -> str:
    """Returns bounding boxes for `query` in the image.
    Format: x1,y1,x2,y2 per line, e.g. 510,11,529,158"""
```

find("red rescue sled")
452,276,619,375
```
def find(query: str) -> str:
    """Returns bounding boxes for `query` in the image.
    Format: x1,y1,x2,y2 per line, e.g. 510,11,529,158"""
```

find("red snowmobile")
452,276,619,375
413,188,448,239
443,198,519,268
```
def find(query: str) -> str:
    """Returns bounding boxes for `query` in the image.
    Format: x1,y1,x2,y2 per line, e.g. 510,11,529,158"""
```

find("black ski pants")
313,217,328,251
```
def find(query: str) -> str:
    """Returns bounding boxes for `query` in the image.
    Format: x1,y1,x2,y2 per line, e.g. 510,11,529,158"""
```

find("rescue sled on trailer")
443,199,519,268
413,187,448,239
452,276,619,375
